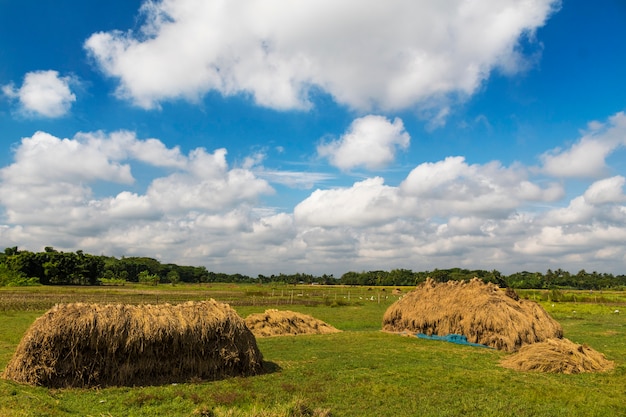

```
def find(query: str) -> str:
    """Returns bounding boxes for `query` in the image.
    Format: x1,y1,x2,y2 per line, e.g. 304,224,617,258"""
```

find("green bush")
0,264,39,287
138,270,160,286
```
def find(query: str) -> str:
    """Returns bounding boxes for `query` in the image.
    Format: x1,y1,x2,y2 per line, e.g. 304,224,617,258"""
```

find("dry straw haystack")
3,300,263,388
245,309,341,337
382,278,563,352
500,338,615,374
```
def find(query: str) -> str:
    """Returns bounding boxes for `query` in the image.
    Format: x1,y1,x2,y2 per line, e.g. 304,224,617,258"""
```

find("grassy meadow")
0,283,625,416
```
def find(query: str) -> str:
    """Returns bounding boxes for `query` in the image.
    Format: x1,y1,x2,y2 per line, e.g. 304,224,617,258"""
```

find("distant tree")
138,270,160,286
0,262,39,286
4,246,19,256
340,271,360,286
387,269,416,286
166,270,180,285
430,269,450,282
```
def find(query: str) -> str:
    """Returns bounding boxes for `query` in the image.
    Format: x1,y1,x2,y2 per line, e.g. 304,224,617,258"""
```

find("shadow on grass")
260,360,281,375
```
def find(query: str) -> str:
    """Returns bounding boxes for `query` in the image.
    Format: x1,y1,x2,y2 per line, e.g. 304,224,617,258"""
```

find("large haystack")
382,278,563,352
500,338,615,374
3,300,263,388
245,309,341,337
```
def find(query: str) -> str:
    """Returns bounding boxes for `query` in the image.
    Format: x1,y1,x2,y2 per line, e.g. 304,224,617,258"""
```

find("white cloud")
246,212,296,245
4,115,626,275
400,156,563,217
0,130,272,228
317,115,410,171
255,170,334,189
514,176,626,261
400,156,469,196
1,131,134,187
540,176,626,226
294,177,402,227
146,163,273,214
295,157,563,229
539,112,626,178
540,196,594,226
2,70,77,118
84,0,558,113
0,130,285,270
104,192,158,220
74,130,188,169
583,176,626,205
514,224,626,257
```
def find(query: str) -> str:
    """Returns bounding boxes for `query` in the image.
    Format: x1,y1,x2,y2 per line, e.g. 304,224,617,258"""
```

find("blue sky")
1,0,626,276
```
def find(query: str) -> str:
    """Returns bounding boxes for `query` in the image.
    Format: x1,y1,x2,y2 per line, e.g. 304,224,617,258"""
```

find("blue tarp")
416,333,492,348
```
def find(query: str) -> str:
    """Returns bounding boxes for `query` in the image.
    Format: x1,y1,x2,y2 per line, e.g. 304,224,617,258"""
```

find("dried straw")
500,338,615,373
245,309,341,337
382,278,563,352
3,300,263,388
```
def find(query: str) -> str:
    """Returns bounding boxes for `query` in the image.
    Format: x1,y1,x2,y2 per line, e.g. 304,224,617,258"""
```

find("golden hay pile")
3,300,263,388
500,338,615,374
382,278,563,352
245,309,341,337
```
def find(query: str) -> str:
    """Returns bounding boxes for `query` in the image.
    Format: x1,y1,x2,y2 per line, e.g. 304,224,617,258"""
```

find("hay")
245,309,341,337
382,278,563,352
500,338,615,374
2,300,263,388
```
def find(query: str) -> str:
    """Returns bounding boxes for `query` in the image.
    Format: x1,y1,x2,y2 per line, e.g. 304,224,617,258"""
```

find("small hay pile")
245,309,341,337
500,338,615,374
3,300,263,388
382,278,563,352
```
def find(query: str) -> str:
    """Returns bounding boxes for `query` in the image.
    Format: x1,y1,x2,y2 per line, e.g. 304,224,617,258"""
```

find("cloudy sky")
1,0,626,276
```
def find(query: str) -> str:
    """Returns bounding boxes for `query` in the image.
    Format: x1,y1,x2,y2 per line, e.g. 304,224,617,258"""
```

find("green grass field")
0,284,625,416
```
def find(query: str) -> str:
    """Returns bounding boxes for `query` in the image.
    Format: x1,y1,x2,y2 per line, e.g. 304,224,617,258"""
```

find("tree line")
1,247,625,289
0,247,209,286
338,268,626,290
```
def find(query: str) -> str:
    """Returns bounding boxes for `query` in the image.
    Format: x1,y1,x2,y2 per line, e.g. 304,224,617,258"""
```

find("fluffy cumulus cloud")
514,179,626,260
317,116,410,170
583,176,626,205
84,0,558,112
3,113,626,274
295,156,564,228
0,131,274,256
306,113,626,274
293,128,626,273
295,177,402,227
539,112,626,178
2,70,77,118
400,157,565,217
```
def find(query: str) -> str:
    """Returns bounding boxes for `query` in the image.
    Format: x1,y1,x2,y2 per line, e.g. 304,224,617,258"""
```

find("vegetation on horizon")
1,246,626,290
